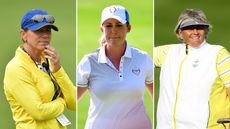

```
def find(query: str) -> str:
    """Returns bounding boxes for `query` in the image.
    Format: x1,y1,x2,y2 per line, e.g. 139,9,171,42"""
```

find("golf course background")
0,1,76,129
78,0,153,129
155,0,230,128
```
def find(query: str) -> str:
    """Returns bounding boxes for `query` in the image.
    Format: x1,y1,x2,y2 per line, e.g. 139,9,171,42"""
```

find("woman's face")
21,26,52,52
178,26,206,47
101,18,131,46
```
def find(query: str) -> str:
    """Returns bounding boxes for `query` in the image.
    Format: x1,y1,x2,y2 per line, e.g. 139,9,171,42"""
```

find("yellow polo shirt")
4,46,76,129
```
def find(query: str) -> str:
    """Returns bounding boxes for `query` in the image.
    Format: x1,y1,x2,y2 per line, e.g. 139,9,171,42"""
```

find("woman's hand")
43,45,61,73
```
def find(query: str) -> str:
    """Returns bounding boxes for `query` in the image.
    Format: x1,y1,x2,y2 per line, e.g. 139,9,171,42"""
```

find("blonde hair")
99,34,106,47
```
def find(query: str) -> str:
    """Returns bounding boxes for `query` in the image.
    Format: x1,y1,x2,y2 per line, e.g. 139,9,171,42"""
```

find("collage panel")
0,0,76,129
78,0,153,129
154,0,230,129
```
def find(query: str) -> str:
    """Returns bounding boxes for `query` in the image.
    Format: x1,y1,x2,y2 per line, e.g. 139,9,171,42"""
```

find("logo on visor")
132,68,140,76
109,7,117,13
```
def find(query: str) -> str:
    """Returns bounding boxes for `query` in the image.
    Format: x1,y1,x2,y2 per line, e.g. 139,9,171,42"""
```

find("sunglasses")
31,15,55,24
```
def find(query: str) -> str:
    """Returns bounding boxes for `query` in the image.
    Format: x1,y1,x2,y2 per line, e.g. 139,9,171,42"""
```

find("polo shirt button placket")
119,58,124,81
119,71,123,81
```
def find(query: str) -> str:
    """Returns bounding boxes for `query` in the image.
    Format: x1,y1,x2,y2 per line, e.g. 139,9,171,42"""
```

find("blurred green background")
0,1,76,129
78,0,153,129
154,0,230,128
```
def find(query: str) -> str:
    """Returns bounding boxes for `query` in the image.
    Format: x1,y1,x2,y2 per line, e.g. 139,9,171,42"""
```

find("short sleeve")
77,56,91,87
145,53,153,85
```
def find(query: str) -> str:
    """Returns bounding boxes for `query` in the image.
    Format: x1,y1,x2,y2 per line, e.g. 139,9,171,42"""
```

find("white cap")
100,5,129,25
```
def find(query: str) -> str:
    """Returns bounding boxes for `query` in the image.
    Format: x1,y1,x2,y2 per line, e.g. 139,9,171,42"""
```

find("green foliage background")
0,1,76,129
155,0,230,128
78,0,153,129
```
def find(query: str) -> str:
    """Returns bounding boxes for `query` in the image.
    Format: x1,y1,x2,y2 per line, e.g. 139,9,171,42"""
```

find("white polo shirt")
77,43,153,129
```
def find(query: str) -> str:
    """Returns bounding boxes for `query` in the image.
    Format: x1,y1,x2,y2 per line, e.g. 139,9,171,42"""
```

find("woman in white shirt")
154,8,230,129
77,5,153,129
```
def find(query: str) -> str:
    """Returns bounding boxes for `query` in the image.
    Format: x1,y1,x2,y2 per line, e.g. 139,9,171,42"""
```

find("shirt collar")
188,40,207,50
17,45,45,64
98,42,132,63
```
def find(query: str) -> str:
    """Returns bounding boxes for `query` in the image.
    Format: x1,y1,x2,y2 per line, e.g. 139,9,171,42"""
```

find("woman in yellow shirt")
4,9,76,129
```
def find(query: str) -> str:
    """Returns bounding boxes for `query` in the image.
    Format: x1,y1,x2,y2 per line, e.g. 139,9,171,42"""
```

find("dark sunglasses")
31,15,55,24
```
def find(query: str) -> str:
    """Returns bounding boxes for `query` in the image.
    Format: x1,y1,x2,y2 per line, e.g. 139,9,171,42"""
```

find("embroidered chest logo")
192,59,199,68
132,68,140,76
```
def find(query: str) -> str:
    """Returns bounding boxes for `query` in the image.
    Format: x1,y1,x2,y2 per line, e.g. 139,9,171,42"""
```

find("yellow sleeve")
53,67,76,111
4,65,66,121
216,48,230,88
153,45,172,67
208,47,230,128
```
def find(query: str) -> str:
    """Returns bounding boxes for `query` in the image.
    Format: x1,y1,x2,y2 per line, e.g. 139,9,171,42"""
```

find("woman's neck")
105,42,126,70
23,44,41,62
105,42,126,60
